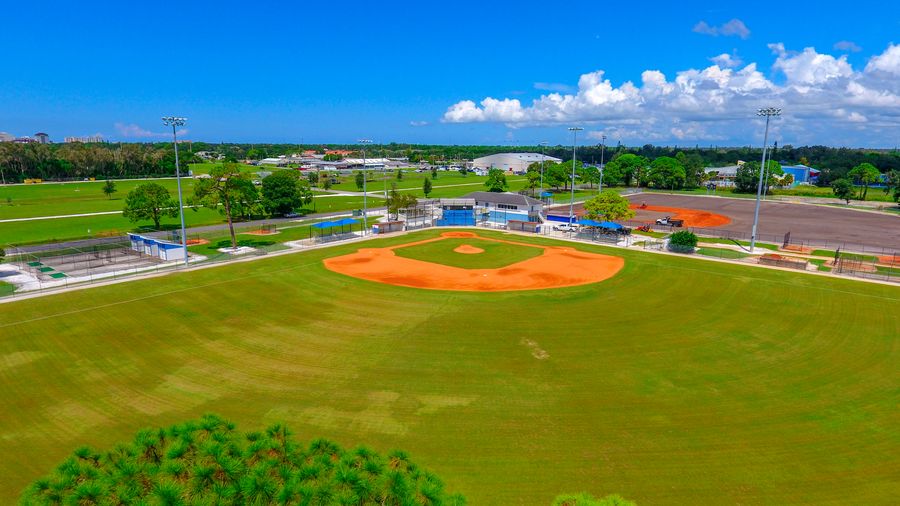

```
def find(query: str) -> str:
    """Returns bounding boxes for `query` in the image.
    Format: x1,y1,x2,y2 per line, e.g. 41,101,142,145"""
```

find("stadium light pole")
358,139,372,234
162,116,189,266
598,134,607,194
539,141,548,195
750,107,781,252
568,127,583,224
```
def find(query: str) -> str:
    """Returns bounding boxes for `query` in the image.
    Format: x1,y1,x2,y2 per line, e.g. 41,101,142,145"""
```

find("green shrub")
667,230,697,253
20,414,465,505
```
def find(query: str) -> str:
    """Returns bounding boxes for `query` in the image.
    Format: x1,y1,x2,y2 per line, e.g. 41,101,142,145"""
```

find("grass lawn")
0,229,898,504
0,179,197,220
393,236,543,269
695,246,751,259
698,237,779,251
0,281,13,296
187,162,264,175
808,258,833,272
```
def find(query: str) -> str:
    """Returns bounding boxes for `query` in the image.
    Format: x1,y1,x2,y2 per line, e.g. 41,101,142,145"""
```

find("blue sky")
2,0,899,146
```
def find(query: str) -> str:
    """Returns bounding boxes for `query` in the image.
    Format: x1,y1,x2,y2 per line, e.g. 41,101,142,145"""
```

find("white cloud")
441,43,900,145
115,123,187,138
834,40,862,53
865,43,900,75
693,19,750,39
709,52,743,68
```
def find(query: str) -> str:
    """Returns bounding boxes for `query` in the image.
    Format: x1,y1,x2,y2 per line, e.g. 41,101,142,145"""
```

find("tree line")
0,141,201,183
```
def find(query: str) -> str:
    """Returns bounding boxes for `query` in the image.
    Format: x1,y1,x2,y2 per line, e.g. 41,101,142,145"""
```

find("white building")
34,132,50,144
0,132,15,142
471,153,562,174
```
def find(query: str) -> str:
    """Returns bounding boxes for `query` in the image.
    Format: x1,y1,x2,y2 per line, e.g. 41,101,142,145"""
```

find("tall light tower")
567,127,583,224
750,107,781,252
598,134,607,193
539,141,548,195
358,139,372,234
162,116,189,266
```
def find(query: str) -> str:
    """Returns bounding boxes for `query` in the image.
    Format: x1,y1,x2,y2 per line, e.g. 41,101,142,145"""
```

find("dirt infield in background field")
185,238,209,246
323,231,624,291
629,204,732,228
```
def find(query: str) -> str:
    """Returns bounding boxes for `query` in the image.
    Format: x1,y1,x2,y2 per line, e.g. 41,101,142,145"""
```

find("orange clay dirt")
453,244,485,254
323,231,624,292
631,204,731,228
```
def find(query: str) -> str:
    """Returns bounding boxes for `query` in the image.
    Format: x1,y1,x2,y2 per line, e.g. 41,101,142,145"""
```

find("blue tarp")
540,191,553,197
312,218,359,230
577,218,624,229
334,218,359,226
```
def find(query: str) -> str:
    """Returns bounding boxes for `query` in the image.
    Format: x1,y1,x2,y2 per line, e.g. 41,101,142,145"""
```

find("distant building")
0,132,13,142
34,132,50,144
780,164,819,186
464,191,544,224
703,161,745,187
471,153,562,174
325,149,354,157
65,135,104,143
13,137,36,143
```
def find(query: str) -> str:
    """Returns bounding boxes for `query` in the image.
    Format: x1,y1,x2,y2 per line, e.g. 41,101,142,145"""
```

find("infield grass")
393,236,543,269
0,229,897,505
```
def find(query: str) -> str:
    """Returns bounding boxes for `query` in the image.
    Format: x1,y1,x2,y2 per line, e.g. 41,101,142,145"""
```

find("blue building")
779,164,820,186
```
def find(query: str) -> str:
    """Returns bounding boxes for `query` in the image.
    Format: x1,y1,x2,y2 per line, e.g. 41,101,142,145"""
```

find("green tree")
323,153,342,161
883,169,900,202
831,178,854,203
544,162,569,190
458,166,468,177
525,166,542,195
675,151,705,188
386,183,418,219
20,415,465,505
484,168,509,192
553,492,636,506
431,167,438,179
668,230,698,252
261,170,311,216
423,176,433,197
580,165,601,189
101,179,117,199
780,173,794,188
606,153,648,186
194,163,257,249
647,156,686,189
122,182,178,229
582,190,636,221
396,169,404,181
848,162,880,200
355,170,365,191
306,170,319,186
321,173,332,190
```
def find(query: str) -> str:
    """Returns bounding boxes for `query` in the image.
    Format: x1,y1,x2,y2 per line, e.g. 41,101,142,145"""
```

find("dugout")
372,221,404,234
437,198,475,226
507,220,540,233
311,218,359,242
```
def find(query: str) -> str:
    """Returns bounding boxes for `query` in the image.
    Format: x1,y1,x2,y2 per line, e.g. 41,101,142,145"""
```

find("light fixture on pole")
598,134,607,194
162,116,189,266
750,107,781,252
567,127,583,225
358,139,372,234
539,141,548,196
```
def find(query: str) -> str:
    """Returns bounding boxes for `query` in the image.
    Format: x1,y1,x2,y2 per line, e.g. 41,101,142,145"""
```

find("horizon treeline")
1,140,898,186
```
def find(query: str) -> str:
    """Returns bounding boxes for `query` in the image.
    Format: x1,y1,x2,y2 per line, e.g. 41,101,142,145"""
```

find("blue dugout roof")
311,218,360,229
577,218,624,229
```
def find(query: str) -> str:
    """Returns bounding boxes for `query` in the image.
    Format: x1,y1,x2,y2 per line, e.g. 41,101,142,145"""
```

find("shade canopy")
577,218,623,229
312,218,360,230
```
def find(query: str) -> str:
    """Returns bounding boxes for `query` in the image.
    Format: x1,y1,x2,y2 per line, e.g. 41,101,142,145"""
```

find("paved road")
627,193,899,252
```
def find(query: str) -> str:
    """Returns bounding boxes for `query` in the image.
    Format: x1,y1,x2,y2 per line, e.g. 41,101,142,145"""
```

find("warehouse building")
471,153,561,174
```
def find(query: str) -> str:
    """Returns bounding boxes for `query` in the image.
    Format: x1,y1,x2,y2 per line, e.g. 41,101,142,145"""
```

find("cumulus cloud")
709,52,743,68
693,19,751,39
115,123,187,138
440,43,900,145
834,40,862,52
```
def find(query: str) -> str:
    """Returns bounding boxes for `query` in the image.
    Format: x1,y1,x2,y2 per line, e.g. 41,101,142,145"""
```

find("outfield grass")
698,237,779,251
695,246,750,259
393,236,543,269
0,281,13,296
0,229,898,504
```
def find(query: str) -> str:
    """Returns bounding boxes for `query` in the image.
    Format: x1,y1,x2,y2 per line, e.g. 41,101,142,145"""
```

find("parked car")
284,212,300,218
655,216,684,227
554,223,579,232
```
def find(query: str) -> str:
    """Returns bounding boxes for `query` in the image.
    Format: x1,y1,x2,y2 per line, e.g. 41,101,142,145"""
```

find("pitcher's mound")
454,244,484,254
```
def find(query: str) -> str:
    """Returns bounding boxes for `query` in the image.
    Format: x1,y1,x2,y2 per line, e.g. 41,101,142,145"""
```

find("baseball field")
1,228,898,504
